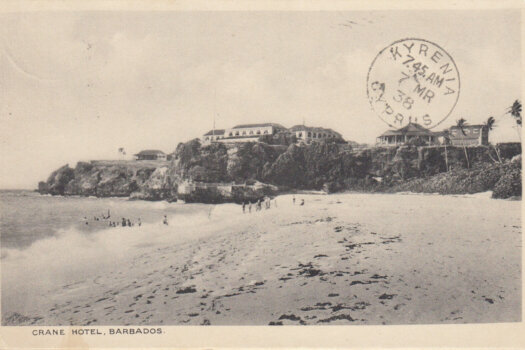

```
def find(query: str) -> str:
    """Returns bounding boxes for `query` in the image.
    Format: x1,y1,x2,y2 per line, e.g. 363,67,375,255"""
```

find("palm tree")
441,129,450,171
506,100,521,141
456,118,467,134
484,116,502,163
509,100,522,124
456,118,470,169
484,116,495,130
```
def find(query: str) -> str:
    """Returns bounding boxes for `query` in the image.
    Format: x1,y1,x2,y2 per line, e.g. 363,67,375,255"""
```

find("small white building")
448,125,489,146
134,150,167,161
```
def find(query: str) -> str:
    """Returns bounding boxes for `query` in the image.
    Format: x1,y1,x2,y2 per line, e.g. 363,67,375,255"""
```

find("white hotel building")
202,122,343,144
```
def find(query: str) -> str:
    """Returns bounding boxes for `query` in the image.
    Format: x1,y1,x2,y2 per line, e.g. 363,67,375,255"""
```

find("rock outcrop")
39,161,161,198
38,139,522,201
38,165,75,195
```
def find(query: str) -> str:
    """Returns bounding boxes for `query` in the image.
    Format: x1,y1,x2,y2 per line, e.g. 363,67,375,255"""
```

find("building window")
242,131,246,135
249,131,254,135
205,137,209,141
229,132,233,136
256,130,261,135
308,132,311,137
235,131,240,136
298,132,302,137
263,130,268,134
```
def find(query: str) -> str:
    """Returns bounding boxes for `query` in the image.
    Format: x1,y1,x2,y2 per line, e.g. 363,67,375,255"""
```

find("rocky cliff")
38,139,522,201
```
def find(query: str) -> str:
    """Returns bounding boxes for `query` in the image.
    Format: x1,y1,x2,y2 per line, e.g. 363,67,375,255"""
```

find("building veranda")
376,122,489,147
377,122,438,146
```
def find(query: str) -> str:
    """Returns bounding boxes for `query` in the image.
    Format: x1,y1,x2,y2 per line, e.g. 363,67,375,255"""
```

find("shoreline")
27,187,523,202
2,192,521,326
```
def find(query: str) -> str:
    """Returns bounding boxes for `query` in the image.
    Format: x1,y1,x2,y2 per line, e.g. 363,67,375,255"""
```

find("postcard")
0,1,523,348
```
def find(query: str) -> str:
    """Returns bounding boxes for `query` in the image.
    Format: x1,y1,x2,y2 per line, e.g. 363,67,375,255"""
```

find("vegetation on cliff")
38,139,521,201
387,160,521,199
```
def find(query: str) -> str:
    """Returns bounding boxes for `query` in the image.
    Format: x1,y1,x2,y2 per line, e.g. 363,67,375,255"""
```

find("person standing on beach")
163,215,169,225
122,218,127,227
137,218,142,227
242,201,246,213
248,202,252,213
127,219,132,227
300,199,305,206
293,196,296,205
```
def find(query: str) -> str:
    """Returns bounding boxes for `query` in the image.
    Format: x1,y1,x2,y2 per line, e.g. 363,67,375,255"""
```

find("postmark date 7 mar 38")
367,38,460,129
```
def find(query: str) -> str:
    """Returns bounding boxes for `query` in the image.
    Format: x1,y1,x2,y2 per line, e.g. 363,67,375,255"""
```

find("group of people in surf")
109,217,141,227
82,209,169,227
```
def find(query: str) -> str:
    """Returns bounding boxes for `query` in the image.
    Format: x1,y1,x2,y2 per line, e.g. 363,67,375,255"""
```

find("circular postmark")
367,38,460,129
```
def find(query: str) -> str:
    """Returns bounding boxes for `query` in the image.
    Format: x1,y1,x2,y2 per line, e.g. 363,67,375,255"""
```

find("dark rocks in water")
38,164,74,195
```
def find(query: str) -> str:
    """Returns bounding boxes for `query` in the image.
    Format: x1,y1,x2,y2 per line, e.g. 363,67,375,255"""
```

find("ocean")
1,190,245,315
0,190,210,251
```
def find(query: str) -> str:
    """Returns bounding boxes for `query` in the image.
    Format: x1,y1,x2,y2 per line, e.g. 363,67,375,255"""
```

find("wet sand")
3,193,521,325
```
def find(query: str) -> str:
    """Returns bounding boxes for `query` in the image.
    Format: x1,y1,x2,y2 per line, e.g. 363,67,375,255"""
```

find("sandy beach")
2,192,521,326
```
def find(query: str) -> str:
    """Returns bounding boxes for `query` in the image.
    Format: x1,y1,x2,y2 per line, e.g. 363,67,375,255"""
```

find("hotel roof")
203,129,225,136
289,125,342,136
380,122,435,137
232,123,286,129
134,150,166,156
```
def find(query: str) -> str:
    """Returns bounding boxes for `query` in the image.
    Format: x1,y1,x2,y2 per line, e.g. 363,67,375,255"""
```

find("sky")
0,10,521,189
